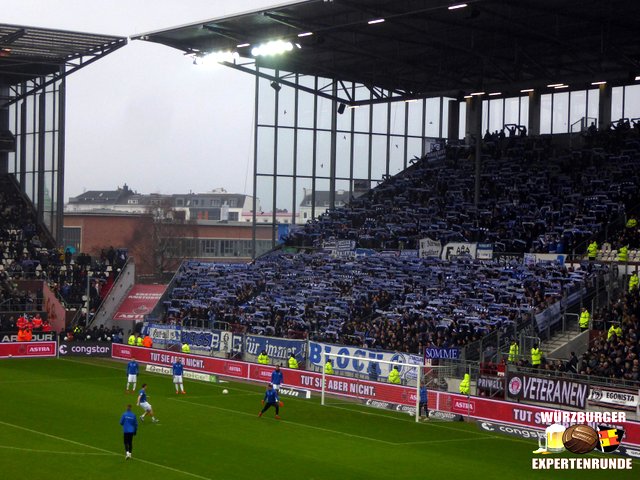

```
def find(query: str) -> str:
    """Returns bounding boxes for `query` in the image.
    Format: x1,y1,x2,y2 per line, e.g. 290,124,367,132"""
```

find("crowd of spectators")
286,133,640,256
0,174,127,335
530,289,639,383
164,229,592,354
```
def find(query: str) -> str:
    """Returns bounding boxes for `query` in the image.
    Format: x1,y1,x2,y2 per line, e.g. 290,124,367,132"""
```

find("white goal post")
320,352,445,423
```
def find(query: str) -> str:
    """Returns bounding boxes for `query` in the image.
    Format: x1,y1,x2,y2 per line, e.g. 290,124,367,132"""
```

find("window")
211,199,221,207
176,198,184,206
63,227,81,253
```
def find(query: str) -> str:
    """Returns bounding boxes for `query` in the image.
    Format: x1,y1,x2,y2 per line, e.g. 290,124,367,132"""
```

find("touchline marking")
0,445,114,455
397,436,501,446
0,420,213,480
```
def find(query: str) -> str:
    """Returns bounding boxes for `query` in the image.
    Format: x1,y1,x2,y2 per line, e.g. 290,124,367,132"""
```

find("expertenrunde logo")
531,411,632,470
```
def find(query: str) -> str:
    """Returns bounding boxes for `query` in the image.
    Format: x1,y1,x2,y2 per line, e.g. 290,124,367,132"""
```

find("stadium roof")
0,23,127,105
132,0,640,104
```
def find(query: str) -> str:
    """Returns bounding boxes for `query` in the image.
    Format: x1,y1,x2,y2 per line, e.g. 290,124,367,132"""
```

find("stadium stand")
0,174,127,337
156,127,640,358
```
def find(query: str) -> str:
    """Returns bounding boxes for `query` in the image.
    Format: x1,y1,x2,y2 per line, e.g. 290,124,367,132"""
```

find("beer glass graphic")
538,424,566,453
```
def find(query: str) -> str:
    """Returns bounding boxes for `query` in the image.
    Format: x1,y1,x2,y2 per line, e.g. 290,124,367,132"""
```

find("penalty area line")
171,397,399,446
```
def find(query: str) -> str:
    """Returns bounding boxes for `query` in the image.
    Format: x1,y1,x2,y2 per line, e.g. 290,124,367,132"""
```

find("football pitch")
0,357,636,480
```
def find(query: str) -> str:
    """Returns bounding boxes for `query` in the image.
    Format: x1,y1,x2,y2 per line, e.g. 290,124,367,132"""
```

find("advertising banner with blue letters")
245,335,306,363
142,323,181,347
424,347,460,360
181,329,214,353
308,341,423,381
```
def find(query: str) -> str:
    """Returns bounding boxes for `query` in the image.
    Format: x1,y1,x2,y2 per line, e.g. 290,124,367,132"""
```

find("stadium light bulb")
591,81,606,85
554,84,568,89
635,75,640,81
236,43,250,48
298,32,313,37
368,18,385,25
251,40,295,57
193,50,240,66
448,3,468,10
488,92,502,96
470,91,485,96
463,95,472,99
520,88,534,93
547,83,564,88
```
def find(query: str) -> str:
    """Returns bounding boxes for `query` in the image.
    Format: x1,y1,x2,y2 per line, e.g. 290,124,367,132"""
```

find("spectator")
388,365,401,384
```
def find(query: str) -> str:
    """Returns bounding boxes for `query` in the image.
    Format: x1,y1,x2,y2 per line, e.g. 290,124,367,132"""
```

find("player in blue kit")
270,365,283,391
172,358,186,394
137,384,159,423
119,404,138,459
258,383,281,419
126,359,139,393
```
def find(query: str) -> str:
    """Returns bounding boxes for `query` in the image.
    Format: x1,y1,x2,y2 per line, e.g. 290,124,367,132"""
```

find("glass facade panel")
624,84,640,119
276,176,293,222
458,101,466,140
278,84,296,128
552,92,569,134
481,99,489,133
611,86,623,121
296,129,313,176
488,99,504,133
256,126,274,175
504,97,519,125
390,102,405,135
276,128,294,175
425,98,440,137
371,135,387,179
353,133,370,180
520,96,529,129
587,89,599,126
317,93,333,131
297,76,315,129
540,94,552,134
256,175,274,214
407,100,423,137
257,75,275,125
569,90,587,132
389,135,405,176
336,131,351,179
336,102,352,132
354,104,370,132
315,131,330,177
372,102,387,134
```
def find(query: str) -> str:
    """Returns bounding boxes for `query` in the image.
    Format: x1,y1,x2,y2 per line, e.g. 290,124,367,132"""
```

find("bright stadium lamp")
251,40,294,57
448,3,468,10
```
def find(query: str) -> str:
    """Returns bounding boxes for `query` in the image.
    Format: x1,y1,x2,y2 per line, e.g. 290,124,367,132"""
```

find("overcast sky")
3,0,282,201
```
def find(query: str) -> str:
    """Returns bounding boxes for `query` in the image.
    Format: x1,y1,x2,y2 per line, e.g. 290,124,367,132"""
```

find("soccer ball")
222,389,229,395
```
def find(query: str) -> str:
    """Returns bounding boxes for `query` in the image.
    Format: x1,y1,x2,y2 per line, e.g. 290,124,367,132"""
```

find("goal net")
320,352,447,423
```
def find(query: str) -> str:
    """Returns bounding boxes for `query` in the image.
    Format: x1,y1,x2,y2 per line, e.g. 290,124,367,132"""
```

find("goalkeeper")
258,383,281,419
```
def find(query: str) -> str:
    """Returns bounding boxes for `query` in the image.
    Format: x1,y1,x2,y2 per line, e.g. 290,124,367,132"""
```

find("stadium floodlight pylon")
321,352,442,423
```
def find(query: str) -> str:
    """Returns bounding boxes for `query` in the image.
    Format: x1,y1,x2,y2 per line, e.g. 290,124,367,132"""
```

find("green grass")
0,357,636,480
